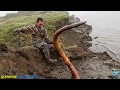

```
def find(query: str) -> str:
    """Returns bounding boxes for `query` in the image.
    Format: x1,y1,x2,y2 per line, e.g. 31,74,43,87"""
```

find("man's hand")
12,28,21,35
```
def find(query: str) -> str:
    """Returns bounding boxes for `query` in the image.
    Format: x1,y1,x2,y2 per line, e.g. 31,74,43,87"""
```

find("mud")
0,15,119,79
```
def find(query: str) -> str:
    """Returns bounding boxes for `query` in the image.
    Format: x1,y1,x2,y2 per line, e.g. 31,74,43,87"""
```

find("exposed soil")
0,15,119,79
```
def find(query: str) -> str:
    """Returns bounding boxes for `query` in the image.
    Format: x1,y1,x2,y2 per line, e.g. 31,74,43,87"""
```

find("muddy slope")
0,15,119,79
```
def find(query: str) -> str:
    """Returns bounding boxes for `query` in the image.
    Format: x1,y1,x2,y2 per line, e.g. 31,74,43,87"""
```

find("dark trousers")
35,41,51,61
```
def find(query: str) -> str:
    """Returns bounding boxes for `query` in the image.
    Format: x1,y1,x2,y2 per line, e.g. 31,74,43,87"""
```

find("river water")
68,11,120,60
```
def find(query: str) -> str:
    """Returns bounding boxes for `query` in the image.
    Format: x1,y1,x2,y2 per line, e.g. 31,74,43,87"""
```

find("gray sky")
0,11,87,17
0,11,18,17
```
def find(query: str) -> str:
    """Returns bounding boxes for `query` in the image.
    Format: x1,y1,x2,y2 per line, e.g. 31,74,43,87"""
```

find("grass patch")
0,11,69,48
64,45,78,49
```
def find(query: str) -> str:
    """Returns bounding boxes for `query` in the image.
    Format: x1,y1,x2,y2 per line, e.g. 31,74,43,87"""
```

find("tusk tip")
83,21,87,24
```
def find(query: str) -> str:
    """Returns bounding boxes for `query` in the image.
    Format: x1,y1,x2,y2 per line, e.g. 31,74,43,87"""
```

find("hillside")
0,11,69,48
0,12,93,79
0,11,119,79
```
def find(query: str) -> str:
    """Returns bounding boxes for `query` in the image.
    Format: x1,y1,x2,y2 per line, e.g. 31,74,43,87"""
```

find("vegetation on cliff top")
0,11,69,48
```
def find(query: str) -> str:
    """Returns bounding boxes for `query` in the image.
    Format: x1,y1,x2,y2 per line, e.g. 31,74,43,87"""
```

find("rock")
75,17,80,22
0,43,8,53
69,15,76,24
93,36,98,40
69,15,81,24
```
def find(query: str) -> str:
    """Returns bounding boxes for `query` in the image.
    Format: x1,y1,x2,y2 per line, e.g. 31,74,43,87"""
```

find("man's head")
35,17,44,27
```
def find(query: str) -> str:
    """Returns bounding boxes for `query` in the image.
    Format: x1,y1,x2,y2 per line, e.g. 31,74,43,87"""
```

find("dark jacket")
16,25,52,45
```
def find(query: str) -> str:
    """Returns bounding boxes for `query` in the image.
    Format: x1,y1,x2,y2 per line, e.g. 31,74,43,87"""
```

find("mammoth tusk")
53,21,87,79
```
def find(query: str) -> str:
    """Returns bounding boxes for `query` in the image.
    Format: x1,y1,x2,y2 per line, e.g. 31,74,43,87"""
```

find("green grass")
64,45,78,49
0,11,69,48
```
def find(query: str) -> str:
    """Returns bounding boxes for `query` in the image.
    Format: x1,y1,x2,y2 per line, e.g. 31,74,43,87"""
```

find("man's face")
36,21,44,27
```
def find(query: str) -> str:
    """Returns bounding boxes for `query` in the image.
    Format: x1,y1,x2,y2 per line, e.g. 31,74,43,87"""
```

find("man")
13,17,57,63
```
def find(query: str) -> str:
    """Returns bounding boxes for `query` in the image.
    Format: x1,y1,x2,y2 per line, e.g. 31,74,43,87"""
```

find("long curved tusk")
53,21,87,79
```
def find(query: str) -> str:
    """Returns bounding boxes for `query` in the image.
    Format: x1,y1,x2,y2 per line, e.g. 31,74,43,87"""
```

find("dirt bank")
0,15,119,79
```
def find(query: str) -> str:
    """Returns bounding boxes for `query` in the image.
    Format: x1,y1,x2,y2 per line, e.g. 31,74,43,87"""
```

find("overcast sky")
0,11,87,17
0,11,18,17
0,11,75,17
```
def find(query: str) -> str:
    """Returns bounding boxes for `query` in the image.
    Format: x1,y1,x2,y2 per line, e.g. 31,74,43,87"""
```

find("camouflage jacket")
17,25,52,45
